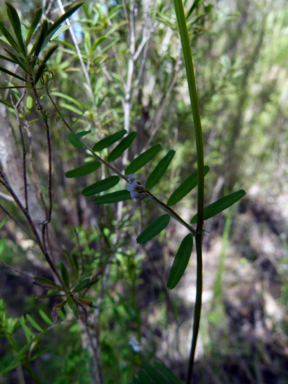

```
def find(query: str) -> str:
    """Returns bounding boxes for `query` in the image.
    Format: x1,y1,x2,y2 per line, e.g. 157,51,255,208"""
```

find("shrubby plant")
0,1,246,383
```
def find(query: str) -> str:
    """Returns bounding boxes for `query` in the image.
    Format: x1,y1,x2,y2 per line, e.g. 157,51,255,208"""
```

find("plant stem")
172,1,205,382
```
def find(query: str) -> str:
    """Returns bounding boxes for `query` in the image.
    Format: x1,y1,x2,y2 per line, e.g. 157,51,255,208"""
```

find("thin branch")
0,203,33,238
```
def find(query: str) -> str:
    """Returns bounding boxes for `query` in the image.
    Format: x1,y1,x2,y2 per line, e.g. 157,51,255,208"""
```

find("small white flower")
127,174,148,199
129,336,142,353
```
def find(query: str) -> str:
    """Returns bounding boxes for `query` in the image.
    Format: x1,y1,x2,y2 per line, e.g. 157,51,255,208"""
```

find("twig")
0,203,33,238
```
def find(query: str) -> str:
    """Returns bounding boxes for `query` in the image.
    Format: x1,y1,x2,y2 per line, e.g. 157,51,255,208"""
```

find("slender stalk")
172,1,205,382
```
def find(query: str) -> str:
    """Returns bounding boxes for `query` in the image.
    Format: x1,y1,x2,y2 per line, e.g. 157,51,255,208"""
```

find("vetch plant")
0,1,247,383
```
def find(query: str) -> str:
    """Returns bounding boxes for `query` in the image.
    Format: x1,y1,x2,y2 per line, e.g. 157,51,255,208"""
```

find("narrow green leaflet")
60,262,70,289
45,2,84,44
5,2,26,54
51,91,87,110
167,234,193,289
66,293,79,319
145,150,175,190
0,218,7,229
34,63,46,85
190,189,246,224
26,314,43,332
65,161,101,178
131,378,142,384
167,165,210,206
42,44,59,63
143,364,168,384
154,361,181,384
0,21,21,53
107,131,137,162
33,276,64,291
0,65,26,81
94,190,131,204
137,214,170,244
31,19,48,57
92,129,126,152
39,309,54,325
4,48,28,73
72,278,91,293
82,176,120,196
137,370,155,384
25,8,42,46
92,36,107,53
125,144,162,175
68,130,91,148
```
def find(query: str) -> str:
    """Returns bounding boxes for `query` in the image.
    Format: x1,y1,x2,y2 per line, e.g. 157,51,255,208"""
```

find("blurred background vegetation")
0,0,287,383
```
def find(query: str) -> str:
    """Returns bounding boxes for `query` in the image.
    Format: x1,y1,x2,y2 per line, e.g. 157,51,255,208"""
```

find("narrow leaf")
82,176,120,196
71,278,90,293
33,276,64,291
65,161,101,178
68,130,91,148
154,361,181,384
93,190,131,204
39,309,54,325
5,2,26,54
26,314,43,332
137,370,155,384
137,214,170,244
145,150,175,189
51,91,86,110
66,293,79,319
143,364,168,384
167,165,210,206
30,19,48,57
34,62,46,85
42,44,59,63
92,36,107,53
51,300,66,323
190,189,246,224
0,65,26,81
3,48,28,73
60,262,70,289
0,53,17,64
25,8,42,46
167,234,193,289
125,144,162,175
92,129,126,152
0,21,21,52
46,2,84,43
107,131,137,162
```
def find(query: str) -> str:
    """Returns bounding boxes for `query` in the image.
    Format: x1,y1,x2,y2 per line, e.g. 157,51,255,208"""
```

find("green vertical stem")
172,1,205,383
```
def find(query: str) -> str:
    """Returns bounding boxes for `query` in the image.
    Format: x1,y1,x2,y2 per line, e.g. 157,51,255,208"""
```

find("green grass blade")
125,144,162,175
108,132,137,162
167,165,209,206
92,129,126,152
82,176,120,196
137,214,170,244
191,189,246,224
167,234,193,289
93,190,131,204
65,161,101,178
145,150,175,190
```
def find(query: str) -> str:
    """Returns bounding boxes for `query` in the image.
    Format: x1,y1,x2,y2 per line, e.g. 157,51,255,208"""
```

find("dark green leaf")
143,364,168,384
82,176,120,196
39,309,54,325
71,278,90,293
167,165,210,206
30,19,48,57
26,314,43,332
94,190,131,204
46,2,84,43
131,378,142,384
0,21,21,52
0,53,17,64
186,0,202,19
34,63,46,85
137,370,155,384
92,129,126,152
68,130,91,148
42,44,58,63
60,262,70,289
137,214,170,244
33,276,64,291
5,2,26,54
66,293,79,319
72,253,79,274
92,36,107,53
167,234,193,289
25,8,42,46
0,65,26,81
51,300,66,323
125,144,162,175
153,361,181,384
65,161,101,178
107,131,137,162
0,99,13,108
191,189,246,224
3,48,28,73
145,150,175,190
